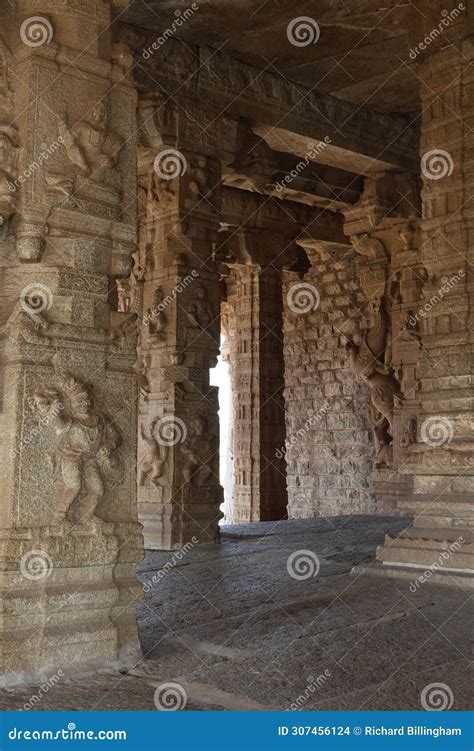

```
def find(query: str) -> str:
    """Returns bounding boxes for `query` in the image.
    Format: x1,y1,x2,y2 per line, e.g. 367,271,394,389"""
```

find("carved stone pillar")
355,4,474,582
136,106,223,548
0,2,142,684
225,233,288,522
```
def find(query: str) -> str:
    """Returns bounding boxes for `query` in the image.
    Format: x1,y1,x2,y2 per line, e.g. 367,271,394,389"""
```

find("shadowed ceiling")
123,0,420,113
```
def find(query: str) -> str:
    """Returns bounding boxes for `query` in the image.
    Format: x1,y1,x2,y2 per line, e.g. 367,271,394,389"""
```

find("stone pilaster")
0,2,142,684
225,233,287,522
135,99,223,548
357,5,474,581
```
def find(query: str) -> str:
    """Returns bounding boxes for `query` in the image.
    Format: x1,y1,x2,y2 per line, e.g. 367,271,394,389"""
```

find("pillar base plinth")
351,561,474,591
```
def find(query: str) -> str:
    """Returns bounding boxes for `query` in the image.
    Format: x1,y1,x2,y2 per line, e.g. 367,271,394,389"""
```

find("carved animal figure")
346,297,401,465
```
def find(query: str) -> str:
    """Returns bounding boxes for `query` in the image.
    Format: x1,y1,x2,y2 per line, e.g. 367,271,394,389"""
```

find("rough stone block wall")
282,248,397,518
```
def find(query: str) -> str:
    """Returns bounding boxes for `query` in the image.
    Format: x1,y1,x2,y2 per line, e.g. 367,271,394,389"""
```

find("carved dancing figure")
180,415,216,486
33,364,122,524
138,418,168,486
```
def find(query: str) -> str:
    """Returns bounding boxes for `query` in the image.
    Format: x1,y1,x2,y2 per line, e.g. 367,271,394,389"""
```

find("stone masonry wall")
282,247,398,518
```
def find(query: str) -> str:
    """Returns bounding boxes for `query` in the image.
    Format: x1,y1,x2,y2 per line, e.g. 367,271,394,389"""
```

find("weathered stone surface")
0,0,143,685
0,517,471,710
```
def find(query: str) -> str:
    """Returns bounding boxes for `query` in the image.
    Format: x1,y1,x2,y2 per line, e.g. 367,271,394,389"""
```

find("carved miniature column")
135,107,223,548
0,2,142,684
225,233,288,522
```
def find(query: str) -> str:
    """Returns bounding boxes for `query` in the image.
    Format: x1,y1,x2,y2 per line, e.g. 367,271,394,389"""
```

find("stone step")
376,534,473,571
351,561,474,590
390,526,472,544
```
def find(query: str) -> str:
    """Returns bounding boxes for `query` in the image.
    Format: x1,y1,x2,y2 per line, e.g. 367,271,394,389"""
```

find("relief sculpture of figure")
180,415,217,486
138,418,168,486
185,284,214,342
346,296,401,466
33,363,122,525
47,101,123,197
0,125,19,226
144,286,167,342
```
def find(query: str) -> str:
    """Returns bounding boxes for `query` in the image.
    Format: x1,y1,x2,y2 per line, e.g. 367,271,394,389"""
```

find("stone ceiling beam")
220,188,350,250
126,35,418,173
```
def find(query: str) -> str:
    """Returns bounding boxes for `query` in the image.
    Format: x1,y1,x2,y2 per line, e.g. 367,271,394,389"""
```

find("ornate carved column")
135,95,223,549
374,3,474,579
351,4,474,581
224,231,288,522
0,2,142,684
